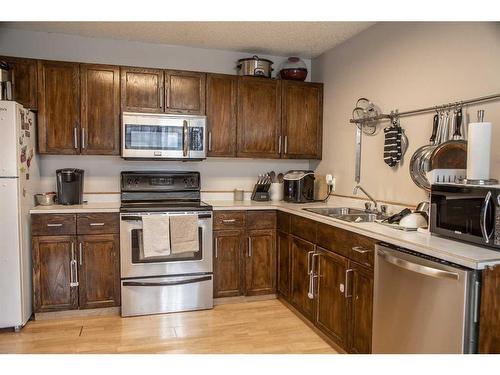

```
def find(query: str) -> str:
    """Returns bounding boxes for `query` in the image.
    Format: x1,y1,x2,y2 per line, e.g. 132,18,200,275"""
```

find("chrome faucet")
353,184,378,211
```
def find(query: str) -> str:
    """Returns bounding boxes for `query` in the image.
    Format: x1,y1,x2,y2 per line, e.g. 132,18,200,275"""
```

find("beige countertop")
30,199,500,269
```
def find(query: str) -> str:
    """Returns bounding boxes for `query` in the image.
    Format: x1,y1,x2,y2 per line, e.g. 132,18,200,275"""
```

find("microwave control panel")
495,209,500,246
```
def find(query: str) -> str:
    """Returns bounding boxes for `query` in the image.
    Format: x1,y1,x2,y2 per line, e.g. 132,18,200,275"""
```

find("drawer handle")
47,223,63,227
89,222,105,226
352,246,371,254
222,219,236,223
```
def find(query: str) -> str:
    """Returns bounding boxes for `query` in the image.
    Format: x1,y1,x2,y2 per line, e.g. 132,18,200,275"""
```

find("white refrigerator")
0,100,39,330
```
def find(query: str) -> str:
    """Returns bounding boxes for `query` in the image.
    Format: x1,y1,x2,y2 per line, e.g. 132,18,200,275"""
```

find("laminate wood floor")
0,300,337,354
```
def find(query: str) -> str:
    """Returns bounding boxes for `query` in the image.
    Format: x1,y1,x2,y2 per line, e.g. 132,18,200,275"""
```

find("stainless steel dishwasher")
372,243,481,354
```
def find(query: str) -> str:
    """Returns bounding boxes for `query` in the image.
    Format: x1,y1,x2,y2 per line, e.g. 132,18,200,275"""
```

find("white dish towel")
142,214,171,258
170,214,199,254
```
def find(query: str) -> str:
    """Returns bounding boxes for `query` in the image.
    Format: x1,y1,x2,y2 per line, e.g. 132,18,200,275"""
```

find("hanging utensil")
352,107,365,182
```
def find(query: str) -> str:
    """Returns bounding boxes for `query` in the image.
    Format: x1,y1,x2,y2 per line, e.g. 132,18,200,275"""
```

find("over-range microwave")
430,184,500,250
121,112,206,160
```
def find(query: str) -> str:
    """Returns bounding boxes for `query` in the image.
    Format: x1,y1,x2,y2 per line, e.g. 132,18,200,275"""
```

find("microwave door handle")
183,120,189,157
480,191,492,243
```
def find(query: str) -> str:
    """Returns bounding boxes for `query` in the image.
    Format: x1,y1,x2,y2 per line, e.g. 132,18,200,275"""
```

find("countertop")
30,199,500,269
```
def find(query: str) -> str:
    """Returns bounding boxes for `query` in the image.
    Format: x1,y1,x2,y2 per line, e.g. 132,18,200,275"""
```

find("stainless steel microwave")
121,112,206,160
430,184,500,249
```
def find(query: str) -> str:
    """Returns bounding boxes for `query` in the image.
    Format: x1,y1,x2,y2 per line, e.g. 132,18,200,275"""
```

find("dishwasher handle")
377,249,460,280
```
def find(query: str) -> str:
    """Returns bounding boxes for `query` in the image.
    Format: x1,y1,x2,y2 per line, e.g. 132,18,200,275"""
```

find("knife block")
251,183,270,201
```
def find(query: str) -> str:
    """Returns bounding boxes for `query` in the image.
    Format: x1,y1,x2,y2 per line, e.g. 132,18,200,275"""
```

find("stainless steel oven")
119,171,213,317
120,211,213,279
121,112,206,160
430,184,500,249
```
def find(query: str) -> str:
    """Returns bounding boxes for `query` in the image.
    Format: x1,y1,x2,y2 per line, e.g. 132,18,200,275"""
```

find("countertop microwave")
121,112,206,160
430,184,500,250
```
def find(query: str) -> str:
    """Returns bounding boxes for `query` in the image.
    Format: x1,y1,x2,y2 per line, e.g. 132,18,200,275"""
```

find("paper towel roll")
466,121,492,180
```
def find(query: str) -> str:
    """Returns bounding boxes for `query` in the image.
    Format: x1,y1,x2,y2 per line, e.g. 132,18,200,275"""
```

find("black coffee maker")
56,169,84,205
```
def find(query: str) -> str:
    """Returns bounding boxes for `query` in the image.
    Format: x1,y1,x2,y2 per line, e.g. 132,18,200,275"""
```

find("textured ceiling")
1,22,374,58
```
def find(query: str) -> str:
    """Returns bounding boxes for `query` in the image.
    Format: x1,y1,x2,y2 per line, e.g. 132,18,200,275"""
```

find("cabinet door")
213,230,244,298
80,64,121,155
1,56,37,109
277,231,291,299
316,247,349,348
237,77,281,158
245,229,276,296
348,261,374,354
37,60,80,154
206,73,237,156
281,81,323,159
78,234,120,309
479,265,500,353
32,236,78,312
165,70,206,115
290,236,315,321
120,67,164,113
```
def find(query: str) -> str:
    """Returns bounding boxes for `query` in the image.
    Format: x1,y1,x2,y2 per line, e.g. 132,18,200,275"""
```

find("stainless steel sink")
303,207,380,223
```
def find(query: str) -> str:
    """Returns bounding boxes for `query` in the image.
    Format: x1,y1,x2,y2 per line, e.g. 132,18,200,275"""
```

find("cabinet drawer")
246,210,276,230
316,222,375,267
277,211,291,233
213,211,246,230
77,213,120,234
31,214,76,236
290,214,317,243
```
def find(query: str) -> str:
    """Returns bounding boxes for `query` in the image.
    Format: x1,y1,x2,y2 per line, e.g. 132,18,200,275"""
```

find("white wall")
312,22,500,206
0,27,311,194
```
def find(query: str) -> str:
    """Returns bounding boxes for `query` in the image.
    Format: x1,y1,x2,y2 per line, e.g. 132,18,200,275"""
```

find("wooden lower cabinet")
246,229,276,296
290,235,315,321
479,265,500,353
277,231,291,298
315,247,349,348
347,261,374,354
213,230,244,298
78,234,120,309
32,236,78,312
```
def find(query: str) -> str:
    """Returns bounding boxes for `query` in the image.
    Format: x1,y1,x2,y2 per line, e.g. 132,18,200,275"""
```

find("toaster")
283,170,315,203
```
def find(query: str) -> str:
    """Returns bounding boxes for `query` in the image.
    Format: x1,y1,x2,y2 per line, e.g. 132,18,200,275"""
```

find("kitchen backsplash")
38,155,310,194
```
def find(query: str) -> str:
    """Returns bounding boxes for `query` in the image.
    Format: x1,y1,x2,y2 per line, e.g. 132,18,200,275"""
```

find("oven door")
122,112,206,159
430,185,498,247
120,211,213,278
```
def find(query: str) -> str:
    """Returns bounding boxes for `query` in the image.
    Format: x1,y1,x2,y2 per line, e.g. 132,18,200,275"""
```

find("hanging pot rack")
349,92,500,125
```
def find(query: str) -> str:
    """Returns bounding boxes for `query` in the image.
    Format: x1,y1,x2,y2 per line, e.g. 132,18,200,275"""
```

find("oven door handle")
123,275,212,287
480,191,493,244
121,214,211,221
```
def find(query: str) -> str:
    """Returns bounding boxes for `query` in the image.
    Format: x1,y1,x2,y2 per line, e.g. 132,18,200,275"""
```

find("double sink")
303,207,383,223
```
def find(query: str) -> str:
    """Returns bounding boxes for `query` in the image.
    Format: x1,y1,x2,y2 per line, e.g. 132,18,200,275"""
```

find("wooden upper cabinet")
37,60,80,154
80,64,121,155
245,229,276,296
78,234,120,309
32,235,78,312
120,67,164,113
281,81,323,159
1,56,37,109
237,77,281,158
165,70,206,115
206,73,237,157
316,247,349,348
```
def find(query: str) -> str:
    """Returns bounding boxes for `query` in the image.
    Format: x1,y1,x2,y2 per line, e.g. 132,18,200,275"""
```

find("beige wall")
312,22,500,206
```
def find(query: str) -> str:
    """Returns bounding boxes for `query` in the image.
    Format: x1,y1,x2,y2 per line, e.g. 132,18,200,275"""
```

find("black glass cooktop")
120,200,213,213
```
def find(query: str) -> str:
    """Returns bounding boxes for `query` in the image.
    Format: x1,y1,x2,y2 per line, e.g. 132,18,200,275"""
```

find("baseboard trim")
277,296,347,354
34,307,120,321
214,294,277,305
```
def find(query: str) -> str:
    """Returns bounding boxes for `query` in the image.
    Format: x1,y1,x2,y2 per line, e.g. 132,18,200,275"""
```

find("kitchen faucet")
353,184,379,212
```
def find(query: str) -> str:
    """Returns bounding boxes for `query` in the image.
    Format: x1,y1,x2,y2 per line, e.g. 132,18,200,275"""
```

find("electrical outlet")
326,174,335,192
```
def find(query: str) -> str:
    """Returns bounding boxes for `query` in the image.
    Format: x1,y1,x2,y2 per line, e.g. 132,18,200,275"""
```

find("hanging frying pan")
409,113,440,190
